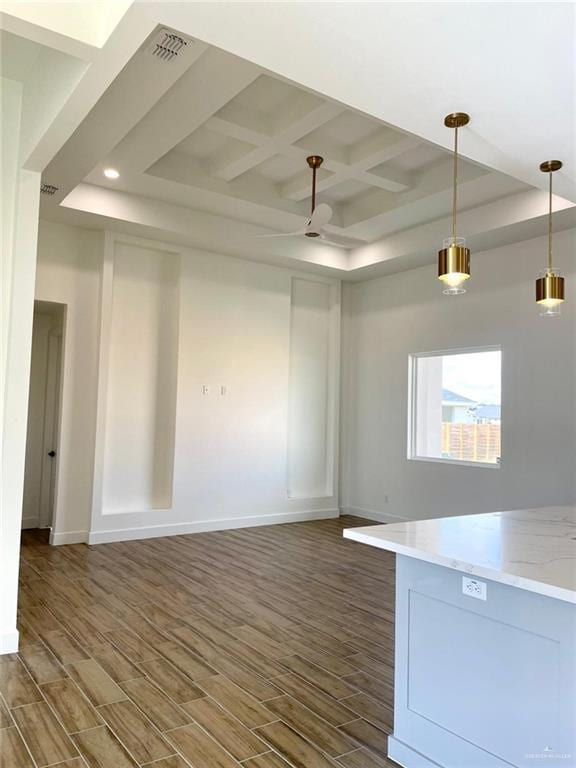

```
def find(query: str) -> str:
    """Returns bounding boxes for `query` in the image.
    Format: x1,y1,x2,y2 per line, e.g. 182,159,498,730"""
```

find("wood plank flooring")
1,516,398,768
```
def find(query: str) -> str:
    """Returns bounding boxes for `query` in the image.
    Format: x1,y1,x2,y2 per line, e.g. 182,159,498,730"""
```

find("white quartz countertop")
344,506,576,604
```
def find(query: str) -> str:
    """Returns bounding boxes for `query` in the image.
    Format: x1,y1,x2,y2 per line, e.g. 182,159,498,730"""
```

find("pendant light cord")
548,171,553,272
452,126,459,243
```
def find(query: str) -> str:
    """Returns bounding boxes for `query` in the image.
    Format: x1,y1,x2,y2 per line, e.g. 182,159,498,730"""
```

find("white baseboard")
50,530,88,546
0,628,19,655
340,505,409,525
86,508,340,545
21,517,39,530
388,735,440,768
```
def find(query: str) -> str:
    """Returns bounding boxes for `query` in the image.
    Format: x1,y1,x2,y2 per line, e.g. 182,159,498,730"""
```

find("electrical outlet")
462,576,487,601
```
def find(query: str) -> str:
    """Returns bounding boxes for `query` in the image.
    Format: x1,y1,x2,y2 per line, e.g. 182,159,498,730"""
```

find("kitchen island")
344,506,576,768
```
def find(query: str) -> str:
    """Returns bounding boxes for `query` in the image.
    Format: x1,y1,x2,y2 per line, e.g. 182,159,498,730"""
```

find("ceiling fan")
254,155,361,249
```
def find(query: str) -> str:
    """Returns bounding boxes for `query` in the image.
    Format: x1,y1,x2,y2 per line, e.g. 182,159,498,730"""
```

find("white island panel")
343,506,576,768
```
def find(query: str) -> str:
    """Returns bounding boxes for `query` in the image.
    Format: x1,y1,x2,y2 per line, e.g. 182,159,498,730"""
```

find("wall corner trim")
50,530,88,546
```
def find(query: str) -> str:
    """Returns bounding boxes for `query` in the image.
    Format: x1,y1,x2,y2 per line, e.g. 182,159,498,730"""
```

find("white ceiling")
3,2,575,279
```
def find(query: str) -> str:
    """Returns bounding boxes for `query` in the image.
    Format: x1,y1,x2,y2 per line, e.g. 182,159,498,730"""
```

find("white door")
39,330,62,528
22,307,63,529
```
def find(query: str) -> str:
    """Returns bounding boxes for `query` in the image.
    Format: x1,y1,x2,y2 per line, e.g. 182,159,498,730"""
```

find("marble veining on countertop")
344,506,576,603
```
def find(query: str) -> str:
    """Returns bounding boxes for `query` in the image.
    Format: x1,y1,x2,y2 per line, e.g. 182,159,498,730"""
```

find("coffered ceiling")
4,2,575,279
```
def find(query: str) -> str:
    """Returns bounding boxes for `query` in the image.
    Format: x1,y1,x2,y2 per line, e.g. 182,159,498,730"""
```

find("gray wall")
341,229,576,522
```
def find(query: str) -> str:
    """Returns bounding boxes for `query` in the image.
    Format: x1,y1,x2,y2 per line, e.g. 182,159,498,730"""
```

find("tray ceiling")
35,22,573,278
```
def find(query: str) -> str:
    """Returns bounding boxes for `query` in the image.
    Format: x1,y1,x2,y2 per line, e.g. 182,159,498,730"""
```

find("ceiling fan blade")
253,230,306,238
308,203,333,231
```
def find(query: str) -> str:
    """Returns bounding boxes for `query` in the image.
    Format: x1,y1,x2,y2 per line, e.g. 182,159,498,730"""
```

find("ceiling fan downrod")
306,155,324,236
306,155,324,216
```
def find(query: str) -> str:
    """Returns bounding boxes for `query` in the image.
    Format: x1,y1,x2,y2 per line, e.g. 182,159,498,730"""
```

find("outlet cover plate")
462,576,487,601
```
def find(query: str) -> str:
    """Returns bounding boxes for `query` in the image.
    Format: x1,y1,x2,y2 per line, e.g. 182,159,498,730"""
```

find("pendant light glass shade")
536,267,564,316
438,237,470,294
536,161,565,317
438,113,470,294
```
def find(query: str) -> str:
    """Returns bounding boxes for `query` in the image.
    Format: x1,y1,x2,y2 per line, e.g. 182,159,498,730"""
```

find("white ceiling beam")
279,134,417,201
293,133,350,165
279,160,412,198
210,143,281,182
107,47,261,175
349,134,420,167
356,167,413,193
207,142,263,177
204,115,269,146
41,31,209,201
206,98,414,193
139,148,349,230
280,168,338,201
155,2,575,200
340,162,490,231
211,101,344,182
148,151,307,219
279,101,344,143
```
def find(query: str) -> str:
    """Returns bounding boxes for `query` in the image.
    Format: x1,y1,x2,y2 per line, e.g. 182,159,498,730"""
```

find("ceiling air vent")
40,184,58,196
148,29,191,62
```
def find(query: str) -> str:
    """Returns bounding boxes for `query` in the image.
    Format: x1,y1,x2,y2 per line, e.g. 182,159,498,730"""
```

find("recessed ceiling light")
104,168,119,179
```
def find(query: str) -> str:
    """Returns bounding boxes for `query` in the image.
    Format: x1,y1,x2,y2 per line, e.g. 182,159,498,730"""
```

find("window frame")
407,345,502,469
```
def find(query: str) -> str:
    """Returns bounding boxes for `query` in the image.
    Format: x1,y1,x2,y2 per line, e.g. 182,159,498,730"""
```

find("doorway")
22,301,65,531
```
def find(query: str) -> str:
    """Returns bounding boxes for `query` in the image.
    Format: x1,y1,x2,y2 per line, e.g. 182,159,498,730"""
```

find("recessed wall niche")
287,277,337,499
102,241,179,513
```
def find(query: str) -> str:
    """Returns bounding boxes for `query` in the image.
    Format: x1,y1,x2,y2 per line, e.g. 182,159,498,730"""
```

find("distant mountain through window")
442,388,477,404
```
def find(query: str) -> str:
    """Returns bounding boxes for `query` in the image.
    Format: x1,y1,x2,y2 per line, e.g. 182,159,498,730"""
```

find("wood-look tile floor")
1,516,398,768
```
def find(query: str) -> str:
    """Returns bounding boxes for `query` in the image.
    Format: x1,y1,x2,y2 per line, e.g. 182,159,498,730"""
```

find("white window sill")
408,455,501,469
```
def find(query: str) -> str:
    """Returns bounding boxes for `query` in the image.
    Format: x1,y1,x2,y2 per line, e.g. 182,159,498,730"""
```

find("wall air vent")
148,29,191,62
40,184,58,196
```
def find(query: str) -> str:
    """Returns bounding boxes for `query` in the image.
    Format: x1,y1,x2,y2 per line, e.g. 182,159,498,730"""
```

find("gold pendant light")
438,112,471,294
536,160,565,316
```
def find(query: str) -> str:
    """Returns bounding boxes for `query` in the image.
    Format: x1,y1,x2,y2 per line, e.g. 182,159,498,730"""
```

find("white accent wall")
101,241,179,514
288,278,339,499
35,222,341,545
341,229,576,523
